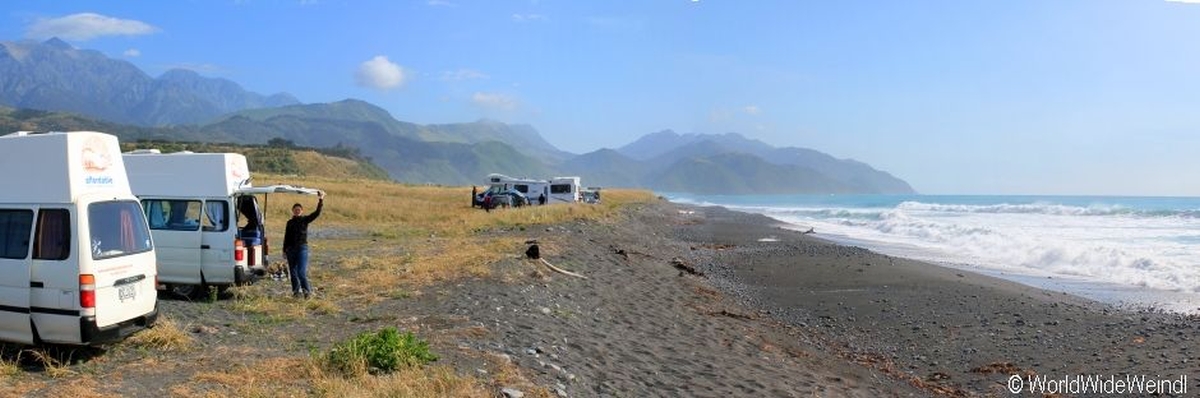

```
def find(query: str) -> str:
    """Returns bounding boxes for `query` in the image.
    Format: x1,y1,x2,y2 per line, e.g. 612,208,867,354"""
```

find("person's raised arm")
305,191,325,222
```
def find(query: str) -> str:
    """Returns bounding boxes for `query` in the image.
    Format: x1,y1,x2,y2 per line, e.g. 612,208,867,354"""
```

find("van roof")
124,152,251,196
0,131,134,202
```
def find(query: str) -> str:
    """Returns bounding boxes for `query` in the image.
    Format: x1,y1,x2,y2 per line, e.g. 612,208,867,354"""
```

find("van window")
203,201,229,232
515,184,529,194
34,209,70,260
142,199,202,231
0,209,33,259
89,201,153,260
550,184,572,194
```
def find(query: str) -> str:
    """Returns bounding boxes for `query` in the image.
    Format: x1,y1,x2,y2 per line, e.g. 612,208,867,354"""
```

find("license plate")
118,284,136,302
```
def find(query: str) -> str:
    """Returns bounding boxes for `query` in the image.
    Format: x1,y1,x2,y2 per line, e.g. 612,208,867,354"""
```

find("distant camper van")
123,150,319,297
483,174,581,204
0,131,158,345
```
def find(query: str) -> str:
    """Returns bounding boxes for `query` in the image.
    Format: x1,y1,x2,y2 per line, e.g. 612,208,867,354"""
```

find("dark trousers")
286,245,311,294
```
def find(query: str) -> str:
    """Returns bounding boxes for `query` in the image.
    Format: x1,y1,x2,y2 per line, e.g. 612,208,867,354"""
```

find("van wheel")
170,284,203,300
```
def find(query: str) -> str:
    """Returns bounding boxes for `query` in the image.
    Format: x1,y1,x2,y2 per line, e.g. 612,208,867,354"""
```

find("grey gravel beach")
449,200,1200,396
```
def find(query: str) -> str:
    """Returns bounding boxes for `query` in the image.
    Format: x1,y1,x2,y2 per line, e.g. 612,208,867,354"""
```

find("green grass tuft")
323,327,438,377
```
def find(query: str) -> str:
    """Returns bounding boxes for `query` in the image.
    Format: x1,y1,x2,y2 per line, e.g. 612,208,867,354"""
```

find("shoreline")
676,202,1199,395
732,205,1200,316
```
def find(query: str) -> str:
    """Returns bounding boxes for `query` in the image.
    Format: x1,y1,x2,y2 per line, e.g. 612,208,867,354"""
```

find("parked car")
492,189,528,208
581,188,602,204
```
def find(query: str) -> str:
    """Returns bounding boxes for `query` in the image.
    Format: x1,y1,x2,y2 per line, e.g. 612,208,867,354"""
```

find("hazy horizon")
2,1,1200,196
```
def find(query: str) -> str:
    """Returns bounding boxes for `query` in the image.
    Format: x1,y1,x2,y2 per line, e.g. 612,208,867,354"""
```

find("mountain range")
0,38,915,194
0,38,299,126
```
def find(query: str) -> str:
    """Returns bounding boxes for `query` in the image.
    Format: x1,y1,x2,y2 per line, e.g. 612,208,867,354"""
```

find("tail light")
263,237,269,256
234,239,245,262
80,274,96,308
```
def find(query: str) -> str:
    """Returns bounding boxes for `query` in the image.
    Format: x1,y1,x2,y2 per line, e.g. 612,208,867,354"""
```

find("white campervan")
123,151,318,297
0,131,158,345
480,173,582,205
548,176,581,204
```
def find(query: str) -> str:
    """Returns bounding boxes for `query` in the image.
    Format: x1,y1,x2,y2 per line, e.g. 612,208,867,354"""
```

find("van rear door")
86,200,156,329
199,199,235,284
0,209,34,344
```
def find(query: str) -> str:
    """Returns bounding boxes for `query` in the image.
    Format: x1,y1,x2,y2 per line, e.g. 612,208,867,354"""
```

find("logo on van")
229,159,247,180
82,136,113,172
82,136,114,185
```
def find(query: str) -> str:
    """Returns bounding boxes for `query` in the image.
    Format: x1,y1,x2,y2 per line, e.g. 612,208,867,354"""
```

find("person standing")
284,191,325,298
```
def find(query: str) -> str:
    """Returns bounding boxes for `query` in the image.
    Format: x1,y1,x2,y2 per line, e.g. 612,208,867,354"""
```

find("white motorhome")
0,131,158,345
548,176,582,204
482,173,581,205
123,151,318,297
484,173,547,203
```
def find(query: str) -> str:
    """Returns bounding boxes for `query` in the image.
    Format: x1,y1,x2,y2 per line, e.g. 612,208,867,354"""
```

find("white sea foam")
668,194,1200,311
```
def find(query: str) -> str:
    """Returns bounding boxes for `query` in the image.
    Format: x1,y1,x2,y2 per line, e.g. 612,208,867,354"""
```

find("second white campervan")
123,151,318,297
0,131,158,345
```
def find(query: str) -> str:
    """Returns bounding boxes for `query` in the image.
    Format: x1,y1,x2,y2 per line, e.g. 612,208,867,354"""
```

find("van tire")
170,283,205,300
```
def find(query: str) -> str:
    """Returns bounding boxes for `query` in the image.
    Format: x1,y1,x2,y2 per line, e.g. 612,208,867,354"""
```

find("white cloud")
441,68,489,81
743,105,761,115
26,13,158,41
123,48,141,58
355,56,408,90
471,92,518,110
1166,0,1200,3
512,13,547,22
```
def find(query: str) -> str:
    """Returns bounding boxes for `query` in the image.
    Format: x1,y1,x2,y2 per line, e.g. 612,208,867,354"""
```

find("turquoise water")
664,193,1200,312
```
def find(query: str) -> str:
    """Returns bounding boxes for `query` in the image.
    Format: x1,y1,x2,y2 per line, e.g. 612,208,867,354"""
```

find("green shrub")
324,327,438,376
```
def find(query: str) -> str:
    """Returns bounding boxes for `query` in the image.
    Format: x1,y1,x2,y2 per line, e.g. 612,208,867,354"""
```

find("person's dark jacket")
283,199,323,255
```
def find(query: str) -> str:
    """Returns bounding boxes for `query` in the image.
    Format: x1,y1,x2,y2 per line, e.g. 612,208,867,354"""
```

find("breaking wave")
667,194,1200,295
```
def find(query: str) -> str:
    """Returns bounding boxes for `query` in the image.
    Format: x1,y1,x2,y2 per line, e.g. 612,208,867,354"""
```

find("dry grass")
174,356,487,398
36,375,104,397
125,316,195,353
252,174,655,238
29,349,73,378
243,174,654,304
291,151,387,181
0,353,20,377
225,284,340,322
312,365,489,398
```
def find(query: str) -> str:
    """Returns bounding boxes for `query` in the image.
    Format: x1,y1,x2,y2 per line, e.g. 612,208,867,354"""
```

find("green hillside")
121,140,391,181
653,153,850,194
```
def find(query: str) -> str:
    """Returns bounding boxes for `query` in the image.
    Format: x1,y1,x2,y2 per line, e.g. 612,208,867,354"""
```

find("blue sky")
2,0,1200,196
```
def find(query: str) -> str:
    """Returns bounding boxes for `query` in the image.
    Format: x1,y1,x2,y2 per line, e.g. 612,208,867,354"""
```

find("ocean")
663,193,1200,313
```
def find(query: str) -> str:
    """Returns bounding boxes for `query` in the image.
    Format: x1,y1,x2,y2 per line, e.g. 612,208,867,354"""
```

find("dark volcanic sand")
415,200,1199,397
675,203,1200,396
